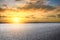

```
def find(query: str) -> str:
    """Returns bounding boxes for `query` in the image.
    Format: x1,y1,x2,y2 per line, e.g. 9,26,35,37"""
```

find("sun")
10,17,20,23
11,17,25,23
13,17,19,23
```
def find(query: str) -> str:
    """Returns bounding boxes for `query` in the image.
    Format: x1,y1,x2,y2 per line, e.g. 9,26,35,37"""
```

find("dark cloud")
0,0,57,10
15,0,22,1
18,0,56,10
0,8,5,12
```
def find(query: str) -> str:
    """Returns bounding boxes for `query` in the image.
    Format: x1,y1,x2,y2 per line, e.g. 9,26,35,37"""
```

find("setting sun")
13,17,19,23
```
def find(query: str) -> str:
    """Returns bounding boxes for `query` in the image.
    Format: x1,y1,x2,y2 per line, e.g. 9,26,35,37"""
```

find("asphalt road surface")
0,23,60,40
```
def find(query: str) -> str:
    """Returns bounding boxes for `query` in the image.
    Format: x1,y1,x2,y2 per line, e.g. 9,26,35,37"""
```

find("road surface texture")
0,23,60,40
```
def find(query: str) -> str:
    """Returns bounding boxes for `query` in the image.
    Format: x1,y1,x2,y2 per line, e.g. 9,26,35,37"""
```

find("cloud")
0,8,5,12
15,0,22,1
16,0,56,10
0,0,58,11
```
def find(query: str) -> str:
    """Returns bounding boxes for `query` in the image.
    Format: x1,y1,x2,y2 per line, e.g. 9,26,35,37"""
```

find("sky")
0,0,60,22
49,0,60,6
0,0,60,9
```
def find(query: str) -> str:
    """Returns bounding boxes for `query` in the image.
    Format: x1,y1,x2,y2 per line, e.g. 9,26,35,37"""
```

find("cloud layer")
0,0,59,10
16,0,56,10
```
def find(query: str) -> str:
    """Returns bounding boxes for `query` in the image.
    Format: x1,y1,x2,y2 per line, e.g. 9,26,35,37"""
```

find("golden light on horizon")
10,17,27,23
13,17,20,23
0,8,60,23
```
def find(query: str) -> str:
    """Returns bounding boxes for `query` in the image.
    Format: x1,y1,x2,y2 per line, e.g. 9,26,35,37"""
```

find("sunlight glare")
10,17,22,23
13,17,19,23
